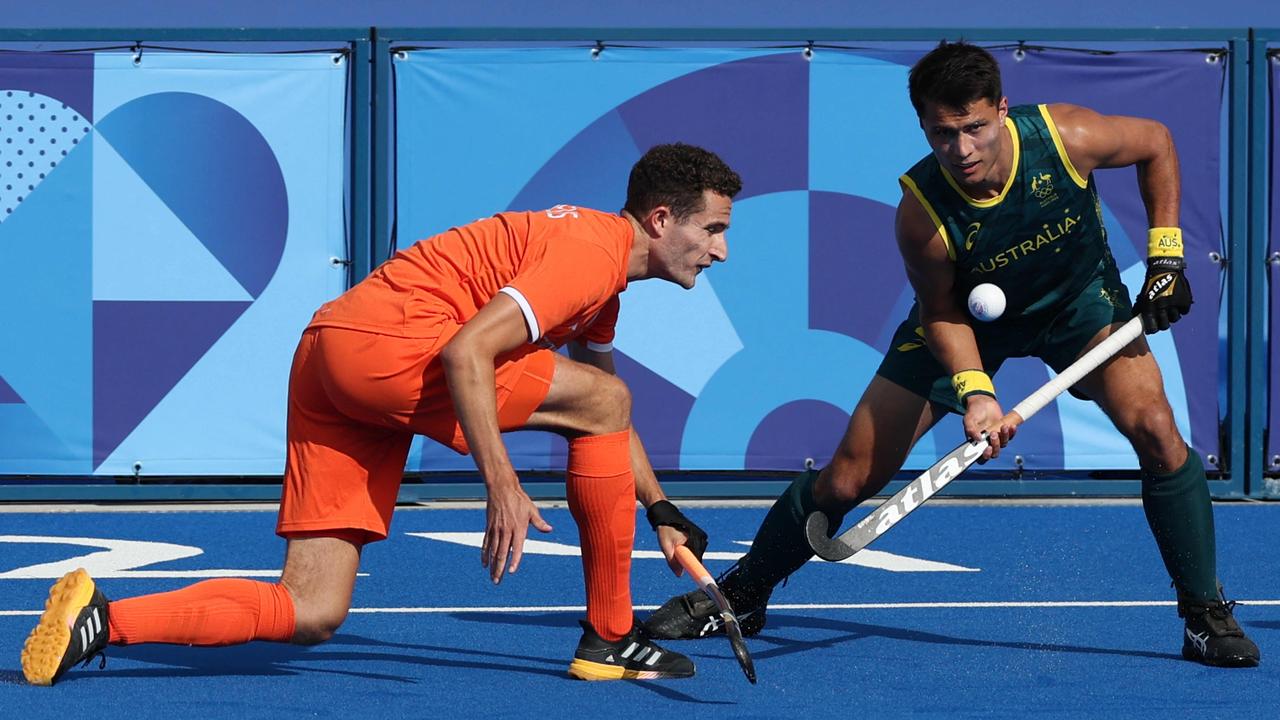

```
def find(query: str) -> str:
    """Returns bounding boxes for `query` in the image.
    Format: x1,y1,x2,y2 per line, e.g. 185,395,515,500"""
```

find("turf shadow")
74,634,571,683
445,610,583,629
329,632,563,669
412,620,736,703
443,608,1190,665
754,613,1183,663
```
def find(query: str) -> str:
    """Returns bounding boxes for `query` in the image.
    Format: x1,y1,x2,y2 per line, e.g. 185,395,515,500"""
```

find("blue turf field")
2,502,1277,718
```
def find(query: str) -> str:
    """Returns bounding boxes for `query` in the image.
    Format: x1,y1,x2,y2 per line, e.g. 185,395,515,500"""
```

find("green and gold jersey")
899,104,1112,319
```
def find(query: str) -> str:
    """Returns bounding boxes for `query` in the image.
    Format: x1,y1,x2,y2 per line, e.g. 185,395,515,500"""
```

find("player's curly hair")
908,41,1002,117
624,143,742,221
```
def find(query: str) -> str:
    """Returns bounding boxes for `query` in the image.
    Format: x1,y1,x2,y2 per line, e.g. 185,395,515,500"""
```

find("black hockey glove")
646,500,708,561
1135,257,1193,334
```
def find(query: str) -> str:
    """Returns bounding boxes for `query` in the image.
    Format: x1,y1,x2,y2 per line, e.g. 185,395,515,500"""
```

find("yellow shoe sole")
567,658,689,681
20,568,97,686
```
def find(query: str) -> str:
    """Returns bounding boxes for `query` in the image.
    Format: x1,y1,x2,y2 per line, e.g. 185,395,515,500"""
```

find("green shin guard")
735,469,845,591
1141,448,1218,602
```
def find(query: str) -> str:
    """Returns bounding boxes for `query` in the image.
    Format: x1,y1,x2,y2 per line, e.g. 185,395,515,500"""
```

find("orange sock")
566,430,635,642
107,579,296,646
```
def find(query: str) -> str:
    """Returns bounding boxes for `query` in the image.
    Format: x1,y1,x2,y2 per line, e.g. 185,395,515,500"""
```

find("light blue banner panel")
393,46,1224,474
0,52,349,476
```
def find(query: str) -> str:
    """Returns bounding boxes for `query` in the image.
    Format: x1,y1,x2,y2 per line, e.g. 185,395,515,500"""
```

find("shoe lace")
1188,599,1245,637
714,559,743,585
81,651,107,671
1207,599,1238,620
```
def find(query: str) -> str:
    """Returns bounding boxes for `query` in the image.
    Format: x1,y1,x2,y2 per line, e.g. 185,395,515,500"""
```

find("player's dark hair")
625,143,742,221
908,41,1002,117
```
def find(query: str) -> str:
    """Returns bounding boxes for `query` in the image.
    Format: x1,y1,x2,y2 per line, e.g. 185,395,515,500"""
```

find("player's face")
651,190,732,289
920,97,1009,191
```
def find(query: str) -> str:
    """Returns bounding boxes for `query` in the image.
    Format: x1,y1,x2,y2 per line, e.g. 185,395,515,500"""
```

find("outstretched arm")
896,188,1014,458
1047,103,1179,227
569,341,708,574
1047,103,1190,333
441,295,552,584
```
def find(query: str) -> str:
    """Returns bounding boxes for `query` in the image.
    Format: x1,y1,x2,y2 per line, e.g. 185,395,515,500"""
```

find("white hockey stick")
806,316,1143,562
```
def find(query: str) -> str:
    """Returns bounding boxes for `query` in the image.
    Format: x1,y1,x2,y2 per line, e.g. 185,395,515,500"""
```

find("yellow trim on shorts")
900,175,954,261
1039,104,1089,189
939,116,1020,209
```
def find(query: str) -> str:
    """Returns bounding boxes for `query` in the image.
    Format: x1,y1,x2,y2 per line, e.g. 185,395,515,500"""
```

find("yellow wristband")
951,369,995,404
1147,227,1184,259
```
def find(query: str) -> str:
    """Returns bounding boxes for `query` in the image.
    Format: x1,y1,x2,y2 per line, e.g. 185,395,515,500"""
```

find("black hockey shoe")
1178,589,1260,668
568,619,695,680
21,568,111,685
644,562,770,639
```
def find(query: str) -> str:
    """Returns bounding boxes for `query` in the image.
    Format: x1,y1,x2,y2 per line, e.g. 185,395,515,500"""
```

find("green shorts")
876,260,1133,414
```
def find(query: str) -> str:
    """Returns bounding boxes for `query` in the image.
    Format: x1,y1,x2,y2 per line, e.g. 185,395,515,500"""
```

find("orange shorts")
276,325,557,544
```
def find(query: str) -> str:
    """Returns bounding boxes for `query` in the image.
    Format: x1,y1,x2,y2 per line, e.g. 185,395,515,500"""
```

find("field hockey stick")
806,316,1143,562
674,545,757,684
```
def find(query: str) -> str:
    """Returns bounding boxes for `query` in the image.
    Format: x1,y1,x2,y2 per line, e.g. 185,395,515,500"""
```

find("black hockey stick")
675,545,757,684
806,316,1143,562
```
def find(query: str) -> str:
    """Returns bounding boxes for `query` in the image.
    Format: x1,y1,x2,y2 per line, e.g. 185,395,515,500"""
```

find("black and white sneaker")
644,562,770,640
21,568,110,685
1178,589,1260,668
567,619,695,681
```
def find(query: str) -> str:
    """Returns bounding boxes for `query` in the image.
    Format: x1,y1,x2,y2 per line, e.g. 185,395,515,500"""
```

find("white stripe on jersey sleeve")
498,286,540,342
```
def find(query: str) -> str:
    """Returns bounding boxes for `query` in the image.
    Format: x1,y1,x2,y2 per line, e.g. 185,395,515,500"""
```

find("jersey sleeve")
501,239,619,344
579,294,620,351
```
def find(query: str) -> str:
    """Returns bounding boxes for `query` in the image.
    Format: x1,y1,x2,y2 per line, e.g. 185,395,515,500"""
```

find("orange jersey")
310,205,632,349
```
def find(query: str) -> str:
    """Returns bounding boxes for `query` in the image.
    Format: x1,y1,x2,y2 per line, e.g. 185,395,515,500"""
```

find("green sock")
1141,448,1218,602
734,469,846,591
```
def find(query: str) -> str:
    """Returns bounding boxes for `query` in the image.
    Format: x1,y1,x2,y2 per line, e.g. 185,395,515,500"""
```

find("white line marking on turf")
0,535,368,580
410,532,979,573
344,600,1280,612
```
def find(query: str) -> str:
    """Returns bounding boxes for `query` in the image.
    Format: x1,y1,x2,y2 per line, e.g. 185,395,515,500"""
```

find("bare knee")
530,355,637,438
817,452,882,510
582,372,631,436
812,376,934,512
278,535,360,645
282,582,350,645
291,615,347,645
1118,403,1185,470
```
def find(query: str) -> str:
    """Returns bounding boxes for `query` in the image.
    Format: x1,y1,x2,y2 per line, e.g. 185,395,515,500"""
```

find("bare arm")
896,189,1011,456
1047,103,1180,228
441,295,526,484
566,342,666,507
1049,103,1191,333
568,341,696,574
895,188,983,376
440,294,551,583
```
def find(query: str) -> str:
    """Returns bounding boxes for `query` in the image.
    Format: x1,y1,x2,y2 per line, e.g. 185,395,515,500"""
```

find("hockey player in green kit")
645,41,1259,668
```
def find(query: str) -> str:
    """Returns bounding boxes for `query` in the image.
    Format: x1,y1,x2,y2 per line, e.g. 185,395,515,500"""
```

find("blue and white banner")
395,45,1226,474
0,52,348,476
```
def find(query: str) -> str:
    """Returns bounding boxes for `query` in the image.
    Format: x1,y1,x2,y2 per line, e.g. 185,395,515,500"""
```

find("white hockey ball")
967,283,1006,322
